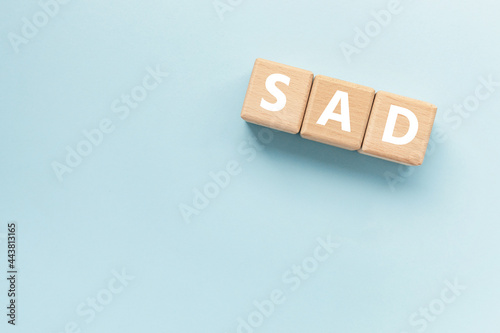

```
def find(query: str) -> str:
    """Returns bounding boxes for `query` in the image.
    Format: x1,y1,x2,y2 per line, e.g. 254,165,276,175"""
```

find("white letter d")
382,105,418,145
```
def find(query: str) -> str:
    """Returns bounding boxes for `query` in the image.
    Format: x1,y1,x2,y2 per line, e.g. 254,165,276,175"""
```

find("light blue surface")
1,0,499,332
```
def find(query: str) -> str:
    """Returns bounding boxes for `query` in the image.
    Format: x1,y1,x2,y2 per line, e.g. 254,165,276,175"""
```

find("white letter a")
316,90,351,132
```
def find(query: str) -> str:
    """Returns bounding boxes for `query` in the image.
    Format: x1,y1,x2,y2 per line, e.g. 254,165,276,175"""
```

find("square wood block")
241,59,314,134
359,91,437,166
300,75,375,150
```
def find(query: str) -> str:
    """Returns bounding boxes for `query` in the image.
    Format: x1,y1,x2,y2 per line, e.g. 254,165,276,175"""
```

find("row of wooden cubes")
240,59,437,166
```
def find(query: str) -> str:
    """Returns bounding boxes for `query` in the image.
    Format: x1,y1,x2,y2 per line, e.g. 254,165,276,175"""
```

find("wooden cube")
300,75,375,150
359,91,437,165
241,59,314,134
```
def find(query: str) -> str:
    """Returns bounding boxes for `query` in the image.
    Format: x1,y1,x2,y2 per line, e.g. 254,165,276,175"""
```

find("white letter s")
260,74,290,112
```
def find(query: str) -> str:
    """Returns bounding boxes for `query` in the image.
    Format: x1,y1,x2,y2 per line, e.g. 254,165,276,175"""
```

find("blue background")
1,0,499,332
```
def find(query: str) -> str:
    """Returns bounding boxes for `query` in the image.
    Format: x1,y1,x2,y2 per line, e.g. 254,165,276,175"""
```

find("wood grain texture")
240,59,313,134
300,75,375,150
359,91,437,166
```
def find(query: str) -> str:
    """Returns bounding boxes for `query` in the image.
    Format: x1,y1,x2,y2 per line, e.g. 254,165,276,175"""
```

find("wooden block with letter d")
359,91,437,166
300,75,375,150
241,59,314,134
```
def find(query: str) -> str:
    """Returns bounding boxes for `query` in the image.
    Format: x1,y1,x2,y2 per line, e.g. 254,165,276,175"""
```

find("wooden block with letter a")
359,91,437,165
241,59,314,134
300,75,375,150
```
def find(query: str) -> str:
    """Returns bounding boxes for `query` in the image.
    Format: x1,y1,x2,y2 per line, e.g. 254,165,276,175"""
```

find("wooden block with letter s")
241,59,313,134
359,91,437,165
